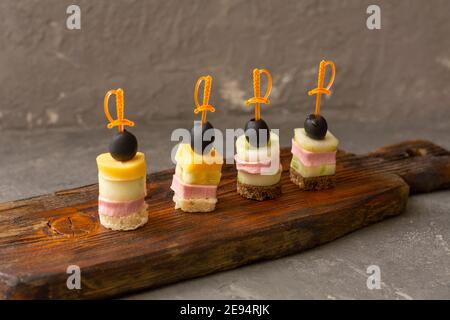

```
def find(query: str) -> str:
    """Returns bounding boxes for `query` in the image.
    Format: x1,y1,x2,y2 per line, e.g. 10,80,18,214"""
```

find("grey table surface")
0,117,449,300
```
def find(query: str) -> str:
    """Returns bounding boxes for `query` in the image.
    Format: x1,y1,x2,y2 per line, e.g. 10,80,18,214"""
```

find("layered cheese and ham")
170,143,223,210
96,152,147,219
290,128,339,178
235,133,282,186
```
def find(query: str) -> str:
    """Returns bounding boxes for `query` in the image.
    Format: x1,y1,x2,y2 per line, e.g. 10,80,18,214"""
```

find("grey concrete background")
0,0,449,130
0,0,449,299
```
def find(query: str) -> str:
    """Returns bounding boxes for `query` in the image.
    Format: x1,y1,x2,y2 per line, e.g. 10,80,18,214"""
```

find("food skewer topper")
103,88,138,161
104,88,135,132
194,75,215,124
244,68,272,147
304,60,336,140
190,75,216,154
245,68,272,121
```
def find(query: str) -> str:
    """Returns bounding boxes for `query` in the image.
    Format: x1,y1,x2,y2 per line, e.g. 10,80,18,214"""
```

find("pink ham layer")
291,139,336,167
98,196,146,217
170,174,217,199
235,155,279,175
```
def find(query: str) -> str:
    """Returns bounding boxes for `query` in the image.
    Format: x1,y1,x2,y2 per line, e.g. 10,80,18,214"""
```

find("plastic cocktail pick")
194,75,215,124
245,68,272,121
103,88,135,132
308,60,336,116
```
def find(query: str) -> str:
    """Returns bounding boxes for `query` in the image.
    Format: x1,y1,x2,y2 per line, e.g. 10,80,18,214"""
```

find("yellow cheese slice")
96,152,146,181
175,164,221,185
175,143,223,173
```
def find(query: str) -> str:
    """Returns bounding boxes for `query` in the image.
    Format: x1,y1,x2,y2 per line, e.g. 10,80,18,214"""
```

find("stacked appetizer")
290,60,339,190
97,88,148,231
236,68,281,201
171,75,223,212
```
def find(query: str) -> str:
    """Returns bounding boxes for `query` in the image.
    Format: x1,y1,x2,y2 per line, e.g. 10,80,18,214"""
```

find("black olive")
190,121,215,154
304,114,328,140
109,129,138,161
244,118,270,147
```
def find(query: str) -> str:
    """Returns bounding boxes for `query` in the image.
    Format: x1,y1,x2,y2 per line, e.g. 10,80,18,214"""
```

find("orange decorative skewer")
245,68,272,121
104,88,135,133
308,60,336,116
194,75,215,124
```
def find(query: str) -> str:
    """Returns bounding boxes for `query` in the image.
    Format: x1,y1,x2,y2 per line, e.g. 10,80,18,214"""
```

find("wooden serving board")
0,140,449,299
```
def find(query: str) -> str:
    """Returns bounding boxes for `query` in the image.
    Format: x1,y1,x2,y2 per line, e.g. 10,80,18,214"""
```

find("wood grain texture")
0,140,449,299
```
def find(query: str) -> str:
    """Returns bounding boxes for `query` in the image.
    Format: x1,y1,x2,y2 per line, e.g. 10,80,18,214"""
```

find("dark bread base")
237,181,282,201
290,167,336,191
